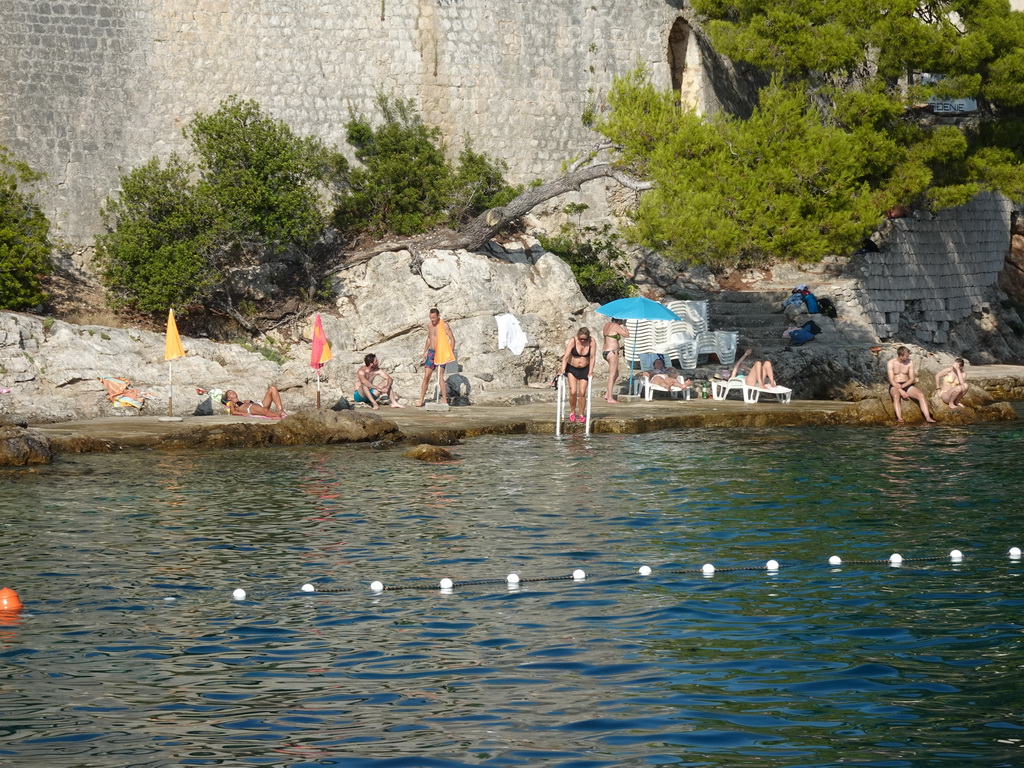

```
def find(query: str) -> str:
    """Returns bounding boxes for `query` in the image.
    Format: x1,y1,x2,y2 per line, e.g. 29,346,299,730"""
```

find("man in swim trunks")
417,308,457,407
219,385,287,419
355,353,404,409
887,346,936,424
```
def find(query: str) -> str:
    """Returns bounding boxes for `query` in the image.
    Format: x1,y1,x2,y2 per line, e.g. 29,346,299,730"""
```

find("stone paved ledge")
26,390,1017,457
14,364,1021,463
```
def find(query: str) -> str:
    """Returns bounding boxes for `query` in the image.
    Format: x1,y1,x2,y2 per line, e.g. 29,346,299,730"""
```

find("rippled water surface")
2,424,1024,767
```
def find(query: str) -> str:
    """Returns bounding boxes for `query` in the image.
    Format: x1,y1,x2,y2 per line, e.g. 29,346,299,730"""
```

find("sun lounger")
636,353,692,401
711,379,793,404
743,384,793,404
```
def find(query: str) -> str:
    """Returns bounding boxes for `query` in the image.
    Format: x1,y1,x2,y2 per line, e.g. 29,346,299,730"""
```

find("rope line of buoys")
225,547,1024,600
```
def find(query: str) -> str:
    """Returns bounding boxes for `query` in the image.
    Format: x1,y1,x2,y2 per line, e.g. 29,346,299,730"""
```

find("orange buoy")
0,588,23,611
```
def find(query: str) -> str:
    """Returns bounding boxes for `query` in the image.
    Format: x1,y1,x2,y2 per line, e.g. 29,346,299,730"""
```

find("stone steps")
708,291,793,355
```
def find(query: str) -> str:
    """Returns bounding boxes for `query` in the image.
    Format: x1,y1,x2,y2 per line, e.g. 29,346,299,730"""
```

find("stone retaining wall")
848,191,1014,344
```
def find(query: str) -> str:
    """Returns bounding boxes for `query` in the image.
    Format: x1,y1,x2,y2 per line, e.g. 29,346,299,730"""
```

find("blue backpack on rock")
789,328,815,345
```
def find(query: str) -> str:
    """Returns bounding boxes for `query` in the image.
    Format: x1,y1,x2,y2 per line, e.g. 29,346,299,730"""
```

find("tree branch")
349,162,651,261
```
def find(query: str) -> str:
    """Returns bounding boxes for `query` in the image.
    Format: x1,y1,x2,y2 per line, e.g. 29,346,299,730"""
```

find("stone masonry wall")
0,0,756,245
847,191,1014,344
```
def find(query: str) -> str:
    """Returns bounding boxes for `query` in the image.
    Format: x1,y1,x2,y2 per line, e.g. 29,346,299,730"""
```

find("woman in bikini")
729,348,778,388
222,385,287,419
559,327,596,423
643,356,692,394
934,358,968,409
601,318,629,403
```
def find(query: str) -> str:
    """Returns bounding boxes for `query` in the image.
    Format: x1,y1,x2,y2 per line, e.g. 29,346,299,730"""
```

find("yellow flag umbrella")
165,309,186,416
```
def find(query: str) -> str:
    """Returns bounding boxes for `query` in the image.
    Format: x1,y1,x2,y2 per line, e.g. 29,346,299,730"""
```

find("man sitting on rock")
355,353,405,410
887,346,936,424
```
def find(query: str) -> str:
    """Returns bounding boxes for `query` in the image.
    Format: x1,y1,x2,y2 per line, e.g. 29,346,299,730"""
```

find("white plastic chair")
666,300,738,365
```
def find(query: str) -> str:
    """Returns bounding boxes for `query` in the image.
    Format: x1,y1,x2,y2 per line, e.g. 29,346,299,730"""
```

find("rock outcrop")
0,420,51,466
325,246,592,401
157,409,398,450
0,247,590,423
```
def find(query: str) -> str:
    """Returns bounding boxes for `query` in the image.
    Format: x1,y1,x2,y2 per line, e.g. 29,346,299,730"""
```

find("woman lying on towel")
729,348,778,389
221,385,287,419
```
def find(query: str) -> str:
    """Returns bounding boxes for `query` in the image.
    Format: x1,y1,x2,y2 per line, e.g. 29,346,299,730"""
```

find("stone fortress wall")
0,0,748,243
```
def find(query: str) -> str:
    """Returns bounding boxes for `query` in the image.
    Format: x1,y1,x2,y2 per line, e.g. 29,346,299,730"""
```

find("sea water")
1,424,1023,767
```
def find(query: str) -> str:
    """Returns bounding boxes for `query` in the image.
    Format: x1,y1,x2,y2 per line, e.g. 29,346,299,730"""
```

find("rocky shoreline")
4,242,1024,467
2,373,1017,467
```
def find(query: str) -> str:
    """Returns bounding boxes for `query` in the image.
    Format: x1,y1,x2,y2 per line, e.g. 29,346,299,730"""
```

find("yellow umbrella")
165,309,186,416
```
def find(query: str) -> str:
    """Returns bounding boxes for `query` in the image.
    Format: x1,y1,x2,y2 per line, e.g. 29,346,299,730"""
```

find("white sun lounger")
711,379,792,404
743,384,793,404
635,353,692,400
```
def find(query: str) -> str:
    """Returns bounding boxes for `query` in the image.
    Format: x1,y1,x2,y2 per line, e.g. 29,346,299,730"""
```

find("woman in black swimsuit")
559,327,595,423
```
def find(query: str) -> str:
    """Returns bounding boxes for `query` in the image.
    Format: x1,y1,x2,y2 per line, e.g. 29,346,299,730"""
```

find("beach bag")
817,297,837,318
788,328,815,345
783,293,805,309
803,320,823,335
804,293,819,314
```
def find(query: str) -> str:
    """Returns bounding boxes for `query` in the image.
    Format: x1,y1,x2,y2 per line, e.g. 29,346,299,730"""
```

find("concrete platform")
27,364,1024,452
19,395,913,451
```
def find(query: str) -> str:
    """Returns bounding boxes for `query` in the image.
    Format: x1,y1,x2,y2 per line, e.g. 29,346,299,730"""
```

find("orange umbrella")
310,314,332,408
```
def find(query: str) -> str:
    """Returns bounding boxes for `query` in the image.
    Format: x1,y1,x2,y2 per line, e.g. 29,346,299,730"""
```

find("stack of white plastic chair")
623,321,659,391
666,300,738,366
623,321,658,364
663,300,701,368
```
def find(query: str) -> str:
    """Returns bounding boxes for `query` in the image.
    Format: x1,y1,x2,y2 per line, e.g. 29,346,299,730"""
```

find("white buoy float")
572,569,586,581
439,578,454,590
765,559,780,571
829,555,842,566
231,588,246,601
1010,547,1022,559
301,583,315,592
370,581,385,592
949,549,963,561
506,573,520,585
701,563,715,575
889,553,904,566
638,565,652,576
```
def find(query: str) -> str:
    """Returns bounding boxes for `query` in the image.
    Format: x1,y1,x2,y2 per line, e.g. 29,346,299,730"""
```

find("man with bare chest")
887,346,936,424
417,308,457,407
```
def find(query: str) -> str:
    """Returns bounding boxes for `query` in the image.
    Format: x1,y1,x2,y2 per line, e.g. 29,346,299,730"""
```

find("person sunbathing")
729,348,778,389
219,386,287,419
643,357,692,393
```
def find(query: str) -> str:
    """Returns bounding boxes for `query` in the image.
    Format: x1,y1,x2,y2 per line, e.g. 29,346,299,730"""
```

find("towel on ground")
494,313,527,356
100,377,145,409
